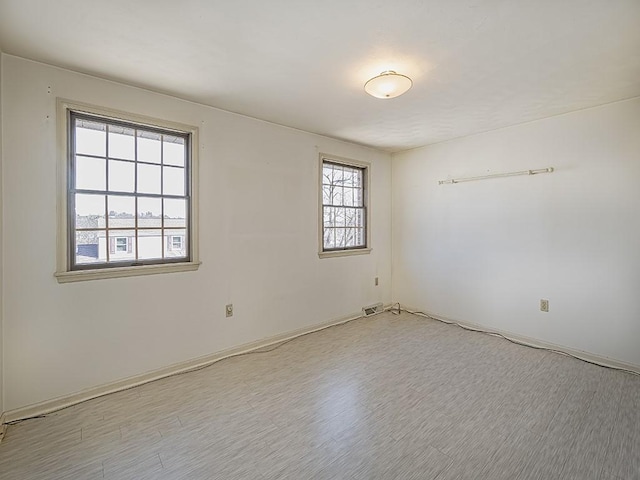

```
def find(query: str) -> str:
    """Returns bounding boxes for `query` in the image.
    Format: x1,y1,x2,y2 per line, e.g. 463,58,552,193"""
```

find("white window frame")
55,99,200,283
318,153,372,258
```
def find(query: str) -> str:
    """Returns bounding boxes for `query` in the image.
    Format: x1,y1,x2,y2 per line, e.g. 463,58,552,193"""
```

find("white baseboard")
3,308,382,424
401,305,640,374
0,413,6,444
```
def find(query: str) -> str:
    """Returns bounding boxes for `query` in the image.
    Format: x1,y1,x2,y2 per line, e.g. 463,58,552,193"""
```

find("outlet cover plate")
540,299,549,312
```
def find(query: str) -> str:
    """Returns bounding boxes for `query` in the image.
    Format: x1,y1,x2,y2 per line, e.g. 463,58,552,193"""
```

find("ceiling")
1,0,639,153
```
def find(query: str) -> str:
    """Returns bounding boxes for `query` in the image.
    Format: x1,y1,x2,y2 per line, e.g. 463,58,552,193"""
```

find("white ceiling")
1,0,639,152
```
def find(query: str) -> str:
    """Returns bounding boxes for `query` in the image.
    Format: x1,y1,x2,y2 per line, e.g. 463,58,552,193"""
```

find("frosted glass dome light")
364,71,412,99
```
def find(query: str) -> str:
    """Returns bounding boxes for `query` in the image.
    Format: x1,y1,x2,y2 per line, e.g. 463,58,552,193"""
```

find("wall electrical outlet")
540,299,549,312
225,304,233,317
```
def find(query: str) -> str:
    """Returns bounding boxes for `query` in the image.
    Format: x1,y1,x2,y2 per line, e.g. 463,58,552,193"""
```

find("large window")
319,155,370,257
56,100,199,282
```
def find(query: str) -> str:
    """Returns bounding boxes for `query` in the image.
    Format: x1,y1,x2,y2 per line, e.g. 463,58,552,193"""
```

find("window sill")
318,248,372,259
55,261,201,283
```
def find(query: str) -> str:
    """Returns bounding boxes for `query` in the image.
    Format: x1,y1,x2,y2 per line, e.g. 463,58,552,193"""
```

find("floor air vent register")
362,302,384,316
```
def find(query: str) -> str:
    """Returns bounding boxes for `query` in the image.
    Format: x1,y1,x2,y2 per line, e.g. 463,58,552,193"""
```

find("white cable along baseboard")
2,306,391,425
401,305,640,375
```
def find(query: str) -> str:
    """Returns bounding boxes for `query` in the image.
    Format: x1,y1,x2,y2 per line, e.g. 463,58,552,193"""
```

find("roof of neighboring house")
76,215,186,230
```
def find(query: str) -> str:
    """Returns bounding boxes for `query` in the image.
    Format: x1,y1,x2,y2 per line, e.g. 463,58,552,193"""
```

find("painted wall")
0,52,4,416
392,97,640,368
1,55,392,411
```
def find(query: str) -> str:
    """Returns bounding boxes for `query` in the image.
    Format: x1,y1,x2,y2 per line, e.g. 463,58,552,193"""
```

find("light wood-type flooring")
0,312,638,479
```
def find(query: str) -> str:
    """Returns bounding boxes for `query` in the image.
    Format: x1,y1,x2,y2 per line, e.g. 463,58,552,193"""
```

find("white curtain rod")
438,167,554,185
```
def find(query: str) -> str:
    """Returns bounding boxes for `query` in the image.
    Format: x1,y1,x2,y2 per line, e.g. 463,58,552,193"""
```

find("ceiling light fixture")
364,70,413,99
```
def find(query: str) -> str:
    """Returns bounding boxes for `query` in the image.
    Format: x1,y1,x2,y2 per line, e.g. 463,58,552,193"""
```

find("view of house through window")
70,112,191,269
321,159,367,251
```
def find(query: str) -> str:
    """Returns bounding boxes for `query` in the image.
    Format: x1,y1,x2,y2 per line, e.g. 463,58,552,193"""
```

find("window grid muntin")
69,111,190,270
321,160,367,252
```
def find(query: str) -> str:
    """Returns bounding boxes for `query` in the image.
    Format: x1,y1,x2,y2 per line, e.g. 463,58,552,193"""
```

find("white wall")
392,97,640,368
0,52,4,416
1,55,392,411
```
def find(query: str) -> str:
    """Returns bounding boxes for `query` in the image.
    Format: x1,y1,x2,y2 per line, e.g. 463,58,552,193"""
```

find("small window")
56,100,200,282
115,237,128,252
319,154,371,257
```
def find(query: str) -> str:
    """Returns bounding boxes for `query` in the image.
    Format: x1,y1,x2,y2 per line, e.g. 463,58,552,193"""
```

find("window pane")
138,229,162,260
108,126,135,160
108,160,135,193
322,185,332,205
343,169,354,187
108,196,135,228
75,120,106,157
344,187,354,207
322,165,334,185
164,229,187,258
353,169,363,188
138,131,161,164
75,230,106,264
163,166,185,196
75,194,105,229
138,197,162,228
334,207,346,227
324,228,335,249
345,208,358,227
137,163,161,194
355,187,363,206
345,228,356,247
163,136,185,166
108,230,136,261
332,186,344,206
164,198,186,228
335,228,346,248
333,166,344,183
356,208,365,228
323,206,333,226
76,156,106,191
